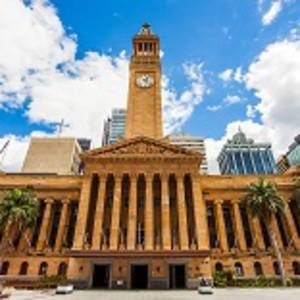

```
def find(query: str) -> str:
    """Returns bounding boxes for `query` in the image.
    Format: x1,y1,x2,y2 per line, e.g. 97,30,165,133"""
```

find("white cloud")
206,94,243,113
207,105,222,112
0,0,77,106
0,135,29,172
218,66,244,84
245,37,300,154
261,0,292,26
262,1,282,26
223,95,243,105
233,67,243,83
163,63,206,134
218,69,233,82
246,105,257,118
26,52,129,144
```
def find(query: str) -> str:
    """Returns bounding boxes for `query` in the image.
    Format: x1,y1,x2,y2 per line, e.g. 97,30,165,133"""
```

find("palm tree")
0,188,40,273
294,177,300,203
242,177,287,286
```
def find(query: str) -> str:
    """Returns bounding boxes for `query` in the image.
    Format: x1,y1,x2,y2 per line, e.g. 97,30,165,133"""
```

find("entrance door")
131,265,148,289
92,265,110,288
169,265,186,289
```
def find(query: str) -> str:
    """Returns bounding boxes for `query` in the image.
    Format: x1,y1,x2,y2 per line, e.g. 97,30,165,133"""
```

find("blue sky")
0,0,300,172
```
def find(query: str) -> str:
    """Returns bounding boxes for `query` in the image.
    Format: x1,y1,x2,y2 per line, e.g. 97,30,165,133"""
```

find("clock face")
136,74,154,88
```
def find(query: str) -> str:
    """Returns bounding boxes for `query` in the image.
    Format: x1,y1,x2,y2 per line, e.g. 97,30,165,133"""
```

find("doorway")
169,264,186,289
92,264,110,288
131,265,148,289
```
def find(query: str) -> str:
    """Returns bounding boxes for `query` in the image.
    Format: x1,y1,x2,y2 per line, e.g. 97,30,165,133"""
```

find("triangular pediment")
82,136,201,160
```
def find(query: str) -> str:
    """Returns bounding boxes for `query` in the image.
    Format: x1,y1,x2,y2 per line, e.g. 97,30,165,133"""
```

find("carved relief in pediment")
107,142,175,155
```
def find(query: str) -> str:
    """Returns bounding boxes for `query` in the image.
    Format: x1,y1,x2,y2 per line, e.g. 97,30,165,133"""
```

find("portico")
71,136,209,253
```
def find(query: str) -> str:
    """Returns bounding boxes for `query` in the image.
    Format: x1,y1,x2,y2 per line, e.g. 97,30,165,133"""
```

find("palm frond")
242,178,285,224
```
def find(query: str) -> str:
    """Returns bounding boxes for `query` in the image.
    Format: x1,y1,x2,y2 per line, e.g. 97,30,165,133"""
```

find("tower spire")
139,22,153,35
125,24,162,139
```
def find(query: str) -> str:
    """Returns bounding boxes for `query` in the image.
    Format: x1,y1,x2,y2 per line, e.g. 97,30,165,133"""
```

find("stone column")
176,173,189,250
127,173,138,250
145,173,154,250
72,175,93,250
18,227,33,252
54,199,70,252
109,174,122,250
250,216,265,250
232,200,247,251
91,173,107,250
161,173,171,250
215,200,229,252
284,201,300,249
271,214,284,249
36,198,53,251
191,175,209,250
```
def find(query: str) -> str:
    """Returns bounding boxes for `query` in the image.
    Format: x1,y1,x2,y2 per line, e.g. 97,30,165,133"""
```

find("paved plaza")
7,288,300,300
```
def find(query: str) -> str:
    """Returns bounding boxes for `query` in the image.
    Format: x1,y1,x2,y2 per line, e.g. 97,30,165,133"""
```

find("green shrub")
41,274,67,286
213,270,227,287
213,269,298,288
291,278,300,287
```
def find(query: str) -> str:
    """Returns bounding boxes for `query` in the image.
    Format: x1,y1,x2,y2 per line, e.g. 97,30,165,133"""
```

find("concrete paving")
8,288,300,300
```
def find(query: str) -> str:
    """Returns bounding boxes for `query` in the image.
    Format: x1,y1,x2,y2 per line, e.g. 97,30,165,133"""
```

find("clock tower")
125,24,163,139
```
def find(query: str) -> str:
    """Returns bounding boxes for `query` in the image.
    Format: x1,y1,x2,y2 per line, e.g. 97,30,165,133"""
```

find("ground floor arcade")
1,254,300,289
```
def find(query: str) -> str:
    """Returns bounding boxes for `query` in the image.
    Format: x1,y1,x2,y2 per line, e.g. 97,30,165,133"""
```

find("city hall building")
0,24,300,289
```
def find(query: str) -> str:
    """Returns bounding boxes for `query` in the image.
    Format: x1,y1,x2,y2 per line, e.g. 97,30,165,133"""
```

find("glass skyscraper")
217,129,276,175
102,108,126,145
287,134,300,166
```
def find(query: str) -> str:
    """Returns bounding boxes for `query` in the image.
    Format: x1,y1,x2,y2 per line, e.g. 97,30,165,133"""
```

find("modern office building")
1,24,300,290
276,134,300,174
276,155,290,174
168,133,208,174
287,134,300,166
21,138,88,175
102,108,126,146
217,129,276,175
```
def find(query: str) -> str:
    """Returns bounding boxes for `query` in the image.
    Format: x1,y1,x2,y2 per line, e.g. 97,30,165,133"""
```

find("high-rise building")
287,134,300,166
168,133,208,174
276,134,300,174
102,108,126,145
276,155,290,174
217,129,276,175
21,138,88,175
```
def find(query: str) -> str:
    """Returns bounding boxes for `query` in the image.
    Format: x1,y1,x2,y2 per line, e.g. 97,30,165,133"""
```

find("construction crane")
0,140,10,170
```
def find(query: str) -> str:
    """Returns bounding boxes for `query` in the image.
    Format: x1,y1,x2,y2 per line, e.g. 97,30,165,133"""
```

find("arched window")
273,261,280,276
19,262,29,275
215,262,223,272
57,262,68,276
234,262,244,277
292,261,300,275
254,261,263,276
0,261,9,275
38,262,48,275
